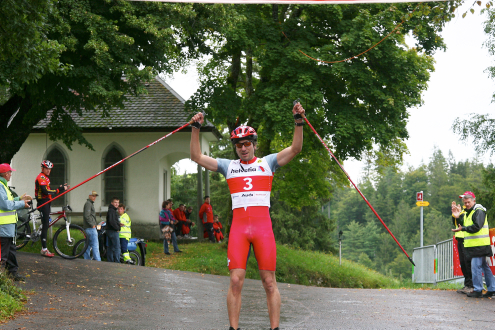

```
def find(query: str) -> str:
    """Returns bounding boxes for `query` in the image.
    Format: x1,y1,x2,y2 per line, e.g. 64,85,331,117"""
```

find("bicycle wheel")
120,251,141,266
53,224,88,259
72,239,87,258
15,220,31,250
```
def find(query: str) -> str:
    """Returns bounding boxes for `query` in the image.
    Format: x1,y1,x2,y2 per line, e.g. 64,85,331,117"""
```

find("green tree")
187,3,456,205
450,5,495,154
423,208,451,246
0,0,229,162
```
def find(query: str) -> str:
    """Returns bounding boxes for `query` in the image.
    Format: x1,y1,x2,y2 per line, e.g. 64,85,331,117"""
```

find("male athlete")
35,160,69,257
190,102,305,330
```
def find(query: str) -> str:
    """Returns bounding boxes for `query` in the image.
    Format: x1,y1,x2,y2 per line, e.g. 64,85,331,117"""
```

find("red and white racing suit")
217,154,279,271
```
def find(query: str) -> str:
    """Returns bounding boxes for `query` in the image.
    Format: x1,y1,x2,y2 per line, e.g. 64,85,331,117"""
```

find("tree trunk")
0,93,45,163
245,49,253,98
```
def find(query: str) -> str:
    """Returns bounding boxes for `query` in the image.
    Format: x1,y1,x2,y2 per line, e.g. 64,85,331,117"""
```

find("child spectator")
118,204,134,264
213,214,224,243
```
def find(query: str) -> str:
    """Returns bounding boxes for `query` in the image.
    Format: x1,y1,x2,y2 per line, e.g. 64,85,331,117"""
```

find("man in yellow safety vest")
118,204,133,264
0,163,32,281
452,191,495,298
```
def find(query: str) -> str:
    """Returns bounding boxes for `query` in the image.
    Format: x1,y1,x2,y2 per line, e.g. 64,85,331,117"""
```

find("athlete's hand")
292,101,305,118
191,112,204,125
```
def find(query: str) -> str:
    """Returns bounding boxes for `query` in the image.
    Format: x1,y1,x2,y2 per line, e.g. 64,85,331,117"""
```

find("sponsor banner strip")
131,0,445,3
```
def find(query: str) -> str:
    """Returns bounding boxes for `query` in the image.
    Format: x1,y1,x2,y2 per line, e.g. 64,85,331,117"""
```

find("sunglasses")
235,141,253,148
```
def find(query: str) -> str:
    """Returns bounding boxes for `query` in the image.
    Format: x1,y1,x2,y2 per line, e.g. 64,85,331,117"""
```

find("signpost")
417,191,429,247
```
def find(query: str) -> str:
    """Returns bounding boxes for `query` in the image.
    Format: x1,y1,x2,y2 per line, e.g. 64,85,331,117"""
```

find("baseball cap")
459,191,475,199
89,190,99,196
0,163,15,173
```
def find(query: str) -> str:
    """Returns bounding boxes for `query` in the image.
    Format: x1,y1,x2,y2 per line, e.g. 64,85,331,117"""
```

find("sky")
164,3,495,180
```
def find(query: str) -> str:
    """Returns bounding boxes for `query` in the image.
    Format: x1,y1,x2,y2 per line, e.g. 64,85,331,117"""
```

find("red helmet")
41,160,54,169
230,126,257,143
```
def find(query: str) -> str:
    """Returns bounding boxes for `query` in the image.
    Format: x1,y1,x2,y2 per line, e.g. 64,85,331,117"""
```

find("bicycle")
15,204,89,259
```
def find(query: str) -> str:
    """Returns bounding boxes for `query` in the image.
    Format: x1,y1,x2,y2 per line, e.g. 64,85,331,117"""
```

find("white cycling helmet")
41,160,54,169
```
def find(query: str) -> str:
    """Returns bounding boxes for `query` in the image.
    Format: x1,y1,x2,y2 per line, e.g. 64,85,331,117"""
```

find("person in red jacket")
199,196,215,242
35,160,69,257
212,214,224,243
173,204,187,237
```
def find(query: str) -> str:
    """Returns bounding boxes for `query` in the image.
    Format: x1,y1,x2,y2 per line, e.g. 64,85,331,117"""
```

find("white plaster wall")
11,130,215,232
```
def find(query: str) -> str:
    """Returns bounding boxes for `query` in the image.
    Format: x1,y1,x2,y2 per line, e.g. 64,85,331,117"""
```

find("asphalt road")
3,252,495,330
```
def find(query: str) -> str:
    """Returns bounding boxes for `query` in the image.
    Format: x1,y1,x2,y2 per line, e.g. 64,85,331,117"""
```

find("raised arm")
276,102,305,167
190,112,218,172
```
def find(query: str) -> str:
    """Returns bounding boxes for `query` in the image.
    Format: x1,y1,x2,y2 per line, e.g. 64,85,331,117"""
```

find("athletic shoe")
467,291,483,298
41,249,55,258
482,291,495,298
164,252,171,255
125,260,135,265
175,250,183,253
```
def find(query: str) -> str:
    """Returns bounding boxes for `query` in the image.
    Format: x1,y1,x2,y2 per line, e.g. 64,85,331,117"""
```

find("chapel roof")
33,76,218,136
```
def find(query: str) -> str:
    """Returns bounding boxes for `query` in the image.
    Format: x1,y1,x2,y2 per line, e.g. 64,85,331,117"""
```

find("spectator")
173,204,187,238
452,191,495,298
159,200,182,255
118,203,134,264
0,163,31,281
451,203,472,294
35,160,69,257
182,206,195,237
83,191,101,261
199,196,215,242
106,198,121,263
213,214,224,243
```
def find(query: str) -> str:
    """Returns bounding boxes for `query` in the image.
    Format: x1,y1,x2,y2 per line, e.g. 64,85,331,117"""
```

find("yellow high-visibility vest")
0,181,17,225
463,205,490,248
119,213,131,239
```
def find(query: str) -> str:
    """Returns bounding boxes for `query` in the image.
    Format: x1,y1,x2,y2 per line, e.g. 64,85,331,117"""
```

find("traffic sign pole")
420,205,423,247
417,191,424,247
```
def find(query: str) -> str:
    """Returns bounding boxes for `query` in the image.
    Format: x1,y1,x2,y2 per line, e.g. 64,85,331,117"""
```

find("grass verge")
0,272,25,322
146,240,458,290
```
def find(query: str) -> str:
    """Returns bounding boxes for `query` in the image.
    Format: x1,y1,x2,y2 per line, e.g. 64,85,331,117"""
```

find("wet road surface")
3,252,495,329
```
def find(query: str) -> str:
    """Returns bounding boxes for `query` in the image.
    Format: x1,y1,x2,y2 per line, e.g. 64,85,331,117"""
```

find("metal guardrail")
412,238,463,284
412,245,436,284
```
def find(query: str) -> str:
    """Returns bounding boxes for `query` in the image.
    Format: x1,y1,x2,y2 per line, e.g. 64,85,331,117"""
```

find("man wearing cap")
452,191,495,298
0,163,32,281
83,191,100,261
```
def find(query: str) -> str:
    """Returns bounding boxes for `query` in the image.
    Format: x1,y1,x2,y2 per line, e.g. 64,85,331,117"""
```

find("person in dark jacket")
106,198,122,262
451,204,473,294
452,191,495,298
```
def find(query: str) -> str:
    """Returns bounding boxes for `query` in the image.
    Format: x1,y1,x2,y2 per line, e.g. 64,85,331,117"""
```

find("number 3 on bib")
243,178,253,190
